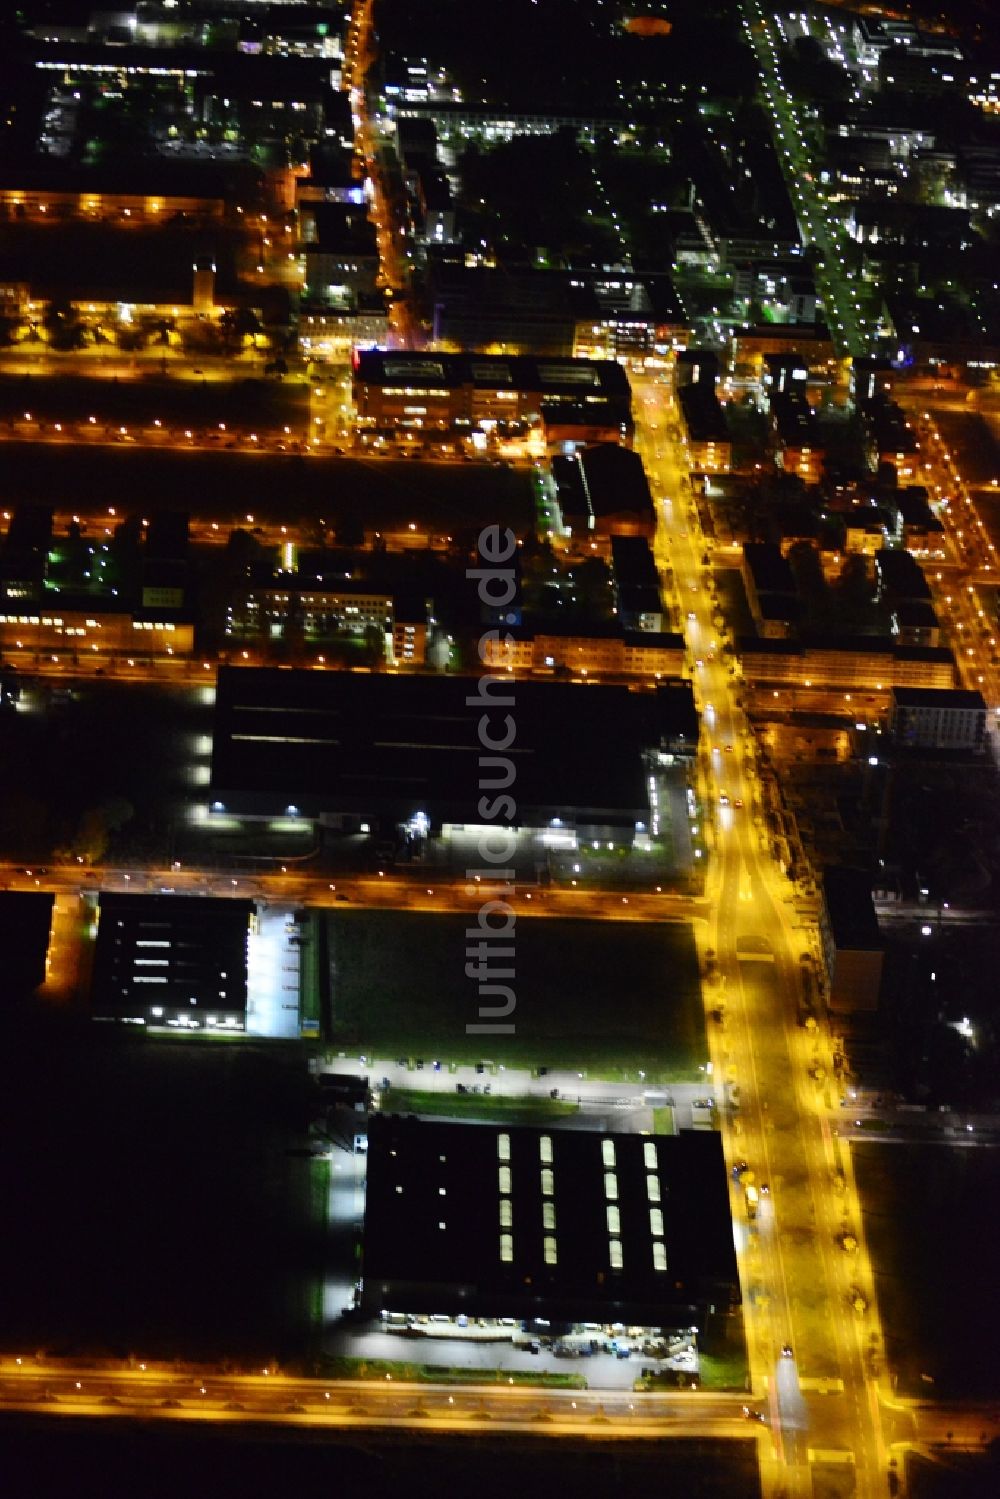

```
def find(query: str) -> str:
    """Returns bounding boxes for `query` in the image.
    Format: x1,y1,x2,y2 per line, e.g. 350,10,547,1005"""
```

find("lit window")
497,1133,510,1162
539,1135,553,1164
643,1142,658,1170
646,1174,661,1202
649,1208,664,1237
499,1198,512,1228
498,1165,511,1194
542,1202,556,1230
604,1171,618,1201
500,1233,514,1263
601,1139,616,1168
606,1205,621,1234
543,1236,557,1266
540,1168,554,1196
653,1242,667,1272
609,1238,623,1270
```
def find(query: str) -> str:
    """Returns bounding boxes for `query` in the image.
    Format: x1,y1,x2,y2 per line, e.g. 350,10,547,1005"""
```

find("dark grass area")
0,1418,763,1499
0,442,535,534
384,1089,580,1124
697,1309,750,1393
0,681,208,862
324,911,707,1080
0,1011,319,1361
853,1142,1000,1399
319,1356,585,1389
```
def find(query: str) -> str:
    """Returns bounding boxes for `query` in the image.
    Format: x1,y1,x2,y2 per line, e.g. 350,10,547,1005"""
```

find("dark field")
0,1012,319,1361
854,1142,1000,1399
0,681,209,863
0,372,308,431
0,1419,763,1499
0,441,535,535
323,910,707,1080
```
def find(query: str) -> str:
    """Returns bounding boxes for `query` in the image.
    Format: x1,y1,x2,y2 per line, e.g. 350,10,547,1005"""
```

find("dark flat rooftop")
822,867,882,952
0,892,53,1000
362,1116,739,1324
677,384,729,443
738,633,954,666
743,543,796,597
553,444,654,524
210,668,694,823
770,391,820,446
91,893,254,1020
890,686,986,710
611,535,660,589
354,351,631,402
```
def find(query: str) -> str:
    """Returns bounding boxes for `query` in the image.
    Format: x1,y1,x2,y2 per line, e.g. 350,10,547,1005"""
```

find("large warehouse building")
91,893,254,1031
209,667,698,841
351,350,634,445
361,1117,739,1329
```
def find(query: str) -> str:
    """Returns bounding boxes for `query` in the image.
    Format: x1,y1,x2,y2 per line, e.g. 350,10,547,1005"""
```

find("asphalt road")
634,372,889,1497
0,1357,756,1441
1,860,705,926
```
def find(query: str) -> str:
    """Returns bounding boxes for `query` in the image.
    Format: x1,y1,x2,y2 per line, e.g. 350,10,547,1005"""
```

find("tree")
224,528,265,573
732,477,775,543
42,297,76,333
65,796,134,866
569,556,614,620
520,535,557,611
219,306,262,350
333,507,365,549
42,298,87,351
363,623,387,669
834,554,880,632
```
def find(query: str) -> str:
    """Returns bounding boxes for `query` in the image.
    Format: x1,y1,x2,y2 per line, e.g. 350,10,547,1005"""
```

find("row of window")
0,615,174,631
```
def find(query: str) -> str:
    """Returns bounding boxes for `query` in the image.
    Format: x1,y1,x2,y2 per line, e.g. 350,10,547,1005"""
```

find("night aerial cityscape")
1,0,1000,1495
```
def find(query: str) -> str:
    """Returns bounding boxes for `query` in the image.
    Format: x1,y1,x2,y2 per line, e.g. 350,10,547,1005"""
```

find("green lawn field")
323,910,707,1082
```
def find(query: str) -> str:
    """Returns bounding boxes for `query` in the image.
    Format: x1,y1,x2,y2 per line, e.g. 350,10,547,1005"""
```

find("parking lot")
322,1315,700,1392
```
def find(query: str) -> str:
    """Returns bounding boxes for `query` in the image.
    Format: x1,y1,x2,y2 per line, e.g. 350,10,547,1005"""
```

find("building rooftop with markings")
361,1117,739,1328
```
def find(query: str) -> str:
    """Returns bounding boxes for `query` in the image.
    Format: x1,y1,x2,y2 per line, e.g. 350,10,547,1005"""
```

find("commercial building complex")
424,264,688,359
741,544,800,641
91,894,254,1031
480,621,685,680
225,571,431,666
890,687,988,753
677,383,732,474
351,351,633,447
209,667,698,840
738,636,956,691
552,443,656,542
362,1117,740,1329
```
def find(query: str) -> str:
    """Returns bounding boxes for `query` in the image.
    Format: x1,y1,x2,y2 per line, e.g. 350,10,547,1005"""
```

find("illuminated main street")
634,370,891,1496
